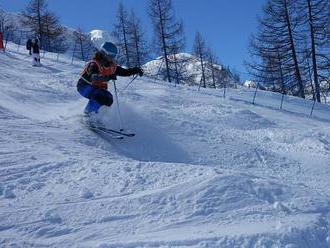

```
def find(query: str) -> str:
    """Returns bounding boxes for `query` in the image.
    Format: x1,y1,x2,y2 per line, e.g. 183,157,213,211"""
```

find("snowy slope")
1,44,330,247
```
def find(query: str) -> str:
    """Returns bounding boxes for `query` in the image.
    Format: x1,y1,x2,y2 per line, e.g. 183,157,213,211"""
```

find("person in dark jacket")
32,39,40,66
77,41,143,114
0,32,4,51
26,39,32,55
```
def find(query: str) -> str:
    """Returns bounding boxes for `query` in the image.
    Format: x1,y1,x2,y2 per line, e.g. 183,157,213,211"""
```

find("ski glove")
132,67,144,77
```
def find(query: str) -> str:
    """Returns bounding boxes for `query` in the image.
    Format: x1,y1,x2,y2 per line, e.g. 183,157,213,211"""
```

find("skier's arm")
115,66,143,77
90,74,116,81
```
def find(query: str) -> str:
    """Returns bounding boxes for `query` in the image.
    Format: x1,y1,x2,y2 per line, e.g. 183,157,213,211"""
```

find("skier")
26,39,32,55
77,41,143,114
32,39,41,66
0,32,4,51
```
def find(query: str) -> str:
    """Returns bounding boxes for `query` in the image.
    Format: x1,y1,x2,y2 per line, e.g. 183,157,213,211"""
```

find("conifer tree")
247,0,306,98
73,28,95,61
21,0,65,51
149,0,184,83
206,48,220,88
113,3,131,67
298,0,329,102
193,32,207,88
127,10,149,68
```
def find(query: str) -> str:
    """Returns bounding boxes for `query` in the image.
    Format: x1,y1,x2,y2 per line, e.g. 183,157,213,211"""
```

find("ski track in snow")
0,44,330,247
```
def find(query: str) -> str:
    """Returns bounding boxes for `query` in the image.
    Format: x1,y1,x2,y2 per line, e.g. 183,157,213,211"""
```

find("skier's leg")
84,88,111,114
77,84,93,98
84,100,101,114
93,89,113,107
36,54,40,65
32,53,36,66
78,86,112,114
77,84,95,113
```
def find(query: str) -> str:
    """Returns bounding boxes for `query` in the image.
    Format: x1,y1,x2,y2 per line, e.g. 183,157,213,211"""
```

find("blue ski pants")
77,84,113,113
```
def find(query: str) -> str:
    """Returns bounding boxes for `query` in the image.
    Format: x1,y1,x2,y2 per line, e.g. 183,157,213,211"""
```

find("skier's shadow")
99,104,192,164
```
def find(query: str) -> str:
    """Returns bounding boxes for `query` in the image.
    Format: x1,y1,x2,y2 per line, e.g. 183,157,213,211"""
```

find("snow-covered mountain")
1,42,330,247
143,53,239,87
144,52,222,73
244,80,257,88
90,29,114,50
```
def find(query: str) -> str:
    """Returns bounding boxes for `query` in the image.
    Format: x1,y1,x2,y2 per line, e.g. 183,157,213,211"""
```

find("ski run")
1,43,330,247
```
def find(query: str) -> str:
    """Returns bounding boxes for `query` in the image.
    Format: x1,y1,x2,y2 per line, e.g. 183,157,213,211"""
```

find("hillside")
0,43,330,247
142,53,238,88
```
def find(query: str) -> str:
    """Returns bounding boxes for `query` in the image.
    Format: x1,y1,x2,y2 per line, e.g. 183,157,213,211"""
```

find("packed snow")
1,43,330,247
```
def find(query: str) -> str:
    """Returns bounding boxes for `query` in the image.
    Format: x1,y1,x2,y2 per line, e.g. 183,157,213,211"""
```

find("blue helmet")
100,42,118,58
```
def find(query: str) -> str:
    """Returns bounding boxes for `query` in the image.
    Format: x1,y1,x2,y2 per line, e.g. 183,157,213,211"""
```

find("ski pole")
113,80,124,131
120,74,138,93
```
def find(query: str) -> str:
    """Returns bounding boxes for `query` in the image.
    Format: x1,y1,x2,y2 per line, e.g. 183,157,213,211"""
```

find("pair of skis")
88,123,135,140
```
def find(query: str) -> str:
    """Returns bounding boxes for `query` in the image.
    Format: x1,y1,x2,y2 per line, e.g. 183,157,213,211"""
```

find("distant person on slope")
32,39,41,66
26,39,32,55
0,32,5,51
77,42,143,114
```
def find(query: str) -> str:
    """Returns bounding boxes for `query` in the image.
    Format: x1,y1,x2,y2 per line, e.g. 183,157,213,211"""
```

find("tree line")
1,0,239,89
246,0,329,102
112,0,239,88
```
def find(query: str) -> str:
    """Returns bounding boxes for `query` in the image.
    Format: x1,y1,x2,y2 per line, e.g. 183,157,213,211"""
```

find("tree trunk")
199,51,206,88
173,54,180,85
37,0,42,48
284,0,305,98
133,26,141,67
120,15,130,67
157,0,171,83
277,50,286,94
79,38,85,61
307,0,321,102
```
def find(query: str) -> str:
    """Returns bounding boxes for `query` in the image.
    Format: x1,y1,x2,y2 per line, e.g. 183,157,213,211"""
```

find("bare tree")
167,20,186,85
149,0,183,83
247,0,306,98
113,3,131,67
21,0,65,52
21,0,46,47
0,9,17,48
298,0,329,102
127,10,149,68
43,11,66,52
0,9,7,33
193,31,207,88
206,48,220,88
73,28,95,61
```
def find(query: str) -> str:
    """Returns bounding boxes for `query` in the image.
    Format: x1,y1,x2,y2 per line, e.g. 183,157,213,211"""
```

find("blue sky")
2,0,265,80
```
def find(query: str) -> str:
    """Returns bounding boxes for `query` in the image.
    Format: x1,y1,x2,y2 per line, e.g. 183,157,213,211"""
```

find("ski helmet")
100,42,118,58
